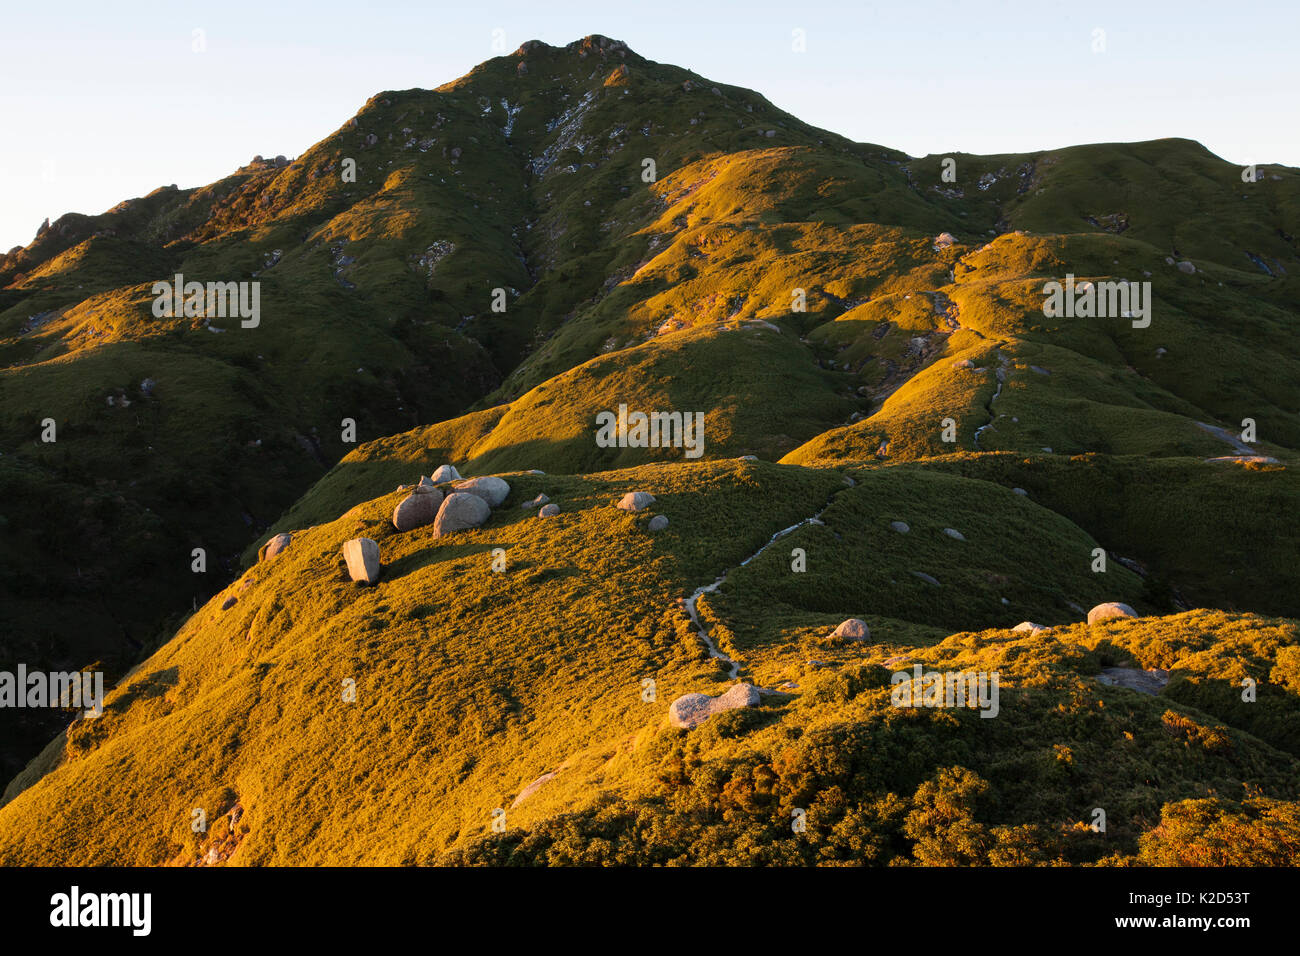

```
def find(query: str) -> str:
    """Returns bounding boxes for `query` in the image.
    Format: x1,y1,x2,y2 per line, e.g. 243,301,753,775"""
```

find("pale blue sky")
2,0,1296,252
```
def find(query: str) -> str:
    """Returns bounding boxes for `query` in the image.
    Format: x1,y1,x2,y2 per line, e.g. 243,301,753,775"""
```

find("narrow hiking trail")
1195,420,1280,463
681,484,852,680
973,351,1009,449
1196,420,1255,455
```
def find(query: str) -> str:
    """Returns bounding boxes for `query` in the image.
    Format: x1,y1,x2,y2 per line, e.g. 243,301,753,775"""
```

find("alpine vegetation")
151,273,261,327
890,666,1000,718
1042,274,1152,328
595,405,706,458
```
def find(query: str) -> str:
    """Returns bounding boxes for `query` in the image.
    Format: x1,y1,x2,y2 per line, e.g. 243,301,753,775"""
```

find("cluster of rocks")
389,467,522,540
616,490,668,531
1007,602,1138,636
338,464,559,586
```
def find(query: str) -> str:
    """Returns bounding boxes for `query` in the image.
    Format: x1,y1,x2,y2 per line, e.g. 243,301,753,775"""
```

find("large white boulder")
1087,602,1138,624
453,476,511,508
831,618,870,641
433,492,491,537
343,538,380,585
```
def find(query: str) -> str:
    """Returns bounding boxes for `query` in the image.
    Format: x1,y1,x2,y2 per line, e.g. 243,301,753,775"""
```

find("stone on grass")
943,528,965,541
1012,487,1028,496
221,596,237,610
668,683,761,729
418,475,436,489
890,520,910,533
648,514,669,532
433,493,491,536
521,493,550,509
1097,667,1169,695
1012,621,1052,634
263,532,292,561
1088,602,1138,624
911,571,941,586
430,464,461,483
393,490,443,531
538,503,560,518
831,618,870,640
454,475,511,507
617,491,656,512
343,538,381,585
952,358,974,369
1176,260,1196,274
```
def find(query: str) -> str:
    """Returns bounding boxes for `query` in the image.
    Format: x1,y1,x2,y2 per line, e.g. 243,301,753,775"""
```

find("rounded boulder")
454,476,511,508
1087,602,1138,625
831,618,870,641
616,491,656,512
433,492,491,537
393,489,443,531
263,532,292,561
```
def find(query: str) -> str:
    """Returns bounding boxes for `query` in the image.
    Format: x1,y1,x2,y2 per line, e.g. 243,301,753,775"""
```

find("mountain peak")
512,35,632,58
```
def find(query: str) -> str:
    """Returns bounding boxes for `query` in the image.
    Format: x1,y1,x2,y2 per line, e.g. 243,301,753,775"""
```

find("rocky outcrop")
668,684,761,729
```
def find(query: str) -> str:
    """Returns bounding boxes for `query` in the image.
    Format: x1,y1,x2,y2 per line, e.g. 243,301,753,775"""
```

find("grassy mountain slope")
6,459,1296,866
